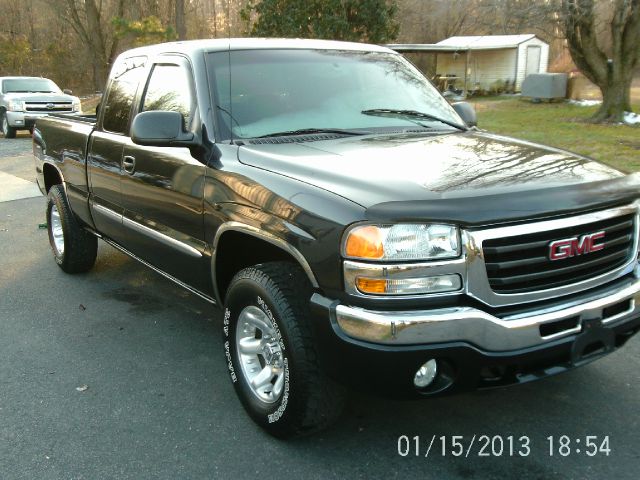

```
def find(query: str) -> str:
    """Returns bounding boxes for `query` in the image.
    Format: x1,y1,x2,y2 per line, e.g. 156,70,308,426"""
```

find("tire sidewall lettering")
224,339,238,383
223,308,237,382
268,357,289,424
223,308,231,337
256,295,286,352
255,295,290,423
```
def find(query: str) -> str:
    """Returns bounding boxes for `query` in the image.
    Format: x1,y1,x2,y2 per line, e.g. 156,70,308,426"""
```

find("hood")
238,131,640,224
3,92,79,103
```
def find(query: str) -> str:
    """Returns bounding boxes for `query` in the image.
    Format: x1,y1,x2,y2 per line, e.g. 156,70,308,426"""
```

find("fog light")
414,359,438,388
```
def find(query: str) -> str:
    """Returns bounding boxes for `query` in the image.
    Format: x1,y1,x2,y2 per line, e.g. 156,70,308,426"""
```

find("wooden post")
464,49,470,98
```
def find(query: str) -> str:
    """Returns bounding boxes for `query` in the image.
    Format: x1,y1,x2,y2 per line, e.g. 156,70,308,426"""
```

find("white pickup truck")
0,76,81,138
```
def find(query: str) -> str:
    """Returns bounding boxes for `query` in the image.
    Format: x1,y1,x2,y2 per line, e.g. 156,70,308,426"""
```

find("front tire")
223,262,345,438
1,112,17,138
46,185,97,273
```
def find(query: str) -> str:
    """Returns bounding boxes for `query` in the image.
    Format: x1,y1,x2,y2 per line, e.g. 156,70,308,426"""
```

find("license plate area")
570,319,615,366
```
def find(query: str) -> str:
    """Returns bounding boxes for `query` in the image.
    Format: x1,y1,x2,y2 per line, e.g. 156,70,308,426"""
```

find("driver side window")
141,63,194,130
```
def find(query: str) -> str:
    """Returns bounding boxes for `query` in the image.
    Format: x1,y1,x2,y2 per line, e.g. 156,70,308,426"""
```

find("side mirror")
131,111,196,147
451,101,477,127
63,89,73,95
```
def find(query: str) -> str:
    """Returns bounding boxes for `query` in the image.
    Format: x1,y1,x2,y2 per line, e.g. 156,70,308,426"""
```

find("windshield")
2,78,61,93
207,49,464,140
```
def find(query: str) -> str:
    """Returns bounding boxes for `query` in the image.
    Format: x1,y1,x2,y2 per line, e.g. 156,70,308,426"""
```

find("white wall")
434,37,550,92
436,49,517,92
516,38,549,90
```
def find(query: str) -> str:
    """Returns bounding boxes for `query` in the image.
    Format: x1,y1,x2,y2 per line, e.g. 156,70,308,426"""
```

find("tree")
243,0,399,43
113,16,177,47
175,0,187,40
472,0,559,37
54,0,126,91
562,0,640,122
396,0,474,43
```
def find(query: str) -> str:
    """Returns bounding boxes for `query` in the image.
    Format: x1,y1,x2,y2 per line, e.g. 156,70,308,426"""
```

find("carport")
388,34,549,95
387,43,475,95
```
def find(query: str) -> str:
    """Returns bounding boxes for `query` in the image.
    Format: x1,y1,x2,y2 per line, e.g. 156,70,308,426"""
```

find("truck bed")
46,113,97,124
33,114,96,228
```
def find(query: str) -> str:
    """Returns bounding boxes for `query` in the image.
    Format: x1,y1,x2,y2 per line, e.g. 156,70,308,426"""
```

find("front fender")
209,201,352,304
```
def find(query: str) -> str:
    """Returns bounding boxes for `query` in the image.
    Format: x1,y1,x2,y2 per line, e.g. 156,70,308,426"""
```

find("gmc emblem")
549,231,605,261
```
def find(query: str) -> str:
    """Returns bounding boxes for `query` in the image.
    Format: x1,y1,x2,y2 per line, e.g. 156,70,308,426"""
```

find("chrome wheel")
50,204,65,255
1,116,7,136
236,305,285,404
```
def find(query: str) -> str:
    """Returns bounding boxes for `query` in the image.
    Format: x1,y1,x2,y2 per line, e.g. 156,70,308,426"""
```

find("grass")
471,97,640,173
79,94,101,115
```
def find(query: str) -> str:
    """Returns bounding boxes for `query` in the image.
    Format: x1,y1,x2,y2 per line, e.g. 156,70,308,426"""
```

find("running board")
95,234,217,306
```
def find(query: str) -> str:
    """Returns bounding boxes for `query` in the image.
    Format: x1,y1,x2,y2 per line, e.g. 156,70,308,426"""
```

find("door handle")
122,155,136,174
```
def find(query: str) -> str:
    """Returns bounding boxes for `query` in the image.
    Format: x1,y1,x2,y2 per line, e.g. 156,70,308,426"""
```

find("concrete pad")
0,170,41,202
0,153,37,182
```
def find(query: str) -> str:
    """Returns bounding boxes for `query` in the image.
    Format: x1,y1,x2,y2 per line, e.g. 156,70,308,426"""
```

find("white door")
525,46,541,77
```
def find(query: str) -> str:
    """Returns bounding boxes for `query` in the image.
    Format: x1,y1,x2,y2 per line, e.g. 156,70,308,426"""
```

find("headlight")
72,100,81,113
8,100,24,112
343,224,460,261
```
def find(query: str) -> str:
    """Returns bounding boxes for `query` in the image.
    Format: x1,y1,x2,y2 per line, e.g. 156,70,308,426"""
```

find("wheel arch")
212,222,319,304
42,162,64,193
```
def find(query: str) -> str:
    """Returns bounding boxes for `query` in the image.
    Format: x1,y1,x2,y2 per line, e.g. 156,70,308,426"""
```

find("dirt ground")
568,74,640,101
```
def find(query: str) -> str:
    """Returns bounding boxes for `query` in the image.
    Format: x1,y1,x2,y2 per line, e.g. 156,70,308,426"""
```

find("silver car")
0,76,81,138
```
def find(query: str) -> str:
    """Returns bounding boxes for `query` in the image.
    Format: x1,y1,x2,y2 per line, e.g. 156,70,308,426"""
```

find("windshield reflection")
3,78,61,93
208,49,462,140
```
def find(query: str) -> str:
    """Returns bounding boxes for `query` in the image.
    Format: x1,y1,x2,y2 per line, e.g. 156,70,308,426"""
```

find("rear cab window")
101,56,147,134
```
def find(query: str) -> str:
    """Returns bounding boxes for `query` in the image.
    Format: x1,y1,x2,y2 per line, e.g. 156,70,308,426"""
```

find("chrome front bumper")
335,277,640,351
6,110,77,127
6,110,49,128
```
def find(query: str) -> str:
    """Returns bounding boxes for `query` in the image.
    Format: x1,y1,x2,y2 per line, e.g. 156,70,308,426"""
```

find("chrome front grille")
482,213,636,294
25,102,73,112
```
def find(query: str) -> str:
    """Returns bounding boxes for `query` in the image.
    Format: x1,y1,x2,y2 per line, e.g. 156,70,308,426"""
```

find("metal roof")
387,44,471,52
437,34,539,49
388,34,544,53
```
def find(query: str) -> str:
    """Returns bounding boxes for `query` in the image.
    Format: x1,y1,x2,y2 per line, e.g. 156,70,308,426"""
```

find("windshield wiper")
256,128,369,139
361,109,467,131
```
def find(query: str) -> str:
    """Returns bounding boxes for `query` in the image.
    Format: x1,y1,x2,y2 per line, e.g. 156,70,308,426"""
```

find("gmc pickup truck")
34,39,640,438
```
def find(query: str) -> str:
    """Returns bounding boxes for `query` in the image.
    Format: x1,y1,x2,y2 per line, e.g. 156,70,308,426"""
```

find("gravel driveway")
0,137,33,158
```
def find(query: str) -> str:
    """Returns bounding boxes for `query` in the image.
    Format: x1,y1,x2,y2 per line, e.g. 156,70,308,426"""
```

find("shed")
388,34,549,94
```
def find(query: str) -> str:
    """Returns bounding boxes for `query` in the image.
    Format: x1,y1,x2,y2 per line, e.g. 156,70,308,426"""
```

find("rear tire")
1,112,17,138
223,262,345,438
46,185,97,273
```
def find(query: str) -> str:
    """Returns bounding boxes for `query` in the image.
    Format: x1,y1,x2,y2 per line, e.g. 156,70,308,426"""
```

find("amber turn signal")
356,277,387,294
344,225,384,260
355,274,463,296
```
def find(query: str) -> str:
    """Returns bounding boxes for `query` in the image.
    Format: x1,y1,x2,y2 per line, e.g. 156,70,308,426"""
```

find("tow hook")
571,318,616,366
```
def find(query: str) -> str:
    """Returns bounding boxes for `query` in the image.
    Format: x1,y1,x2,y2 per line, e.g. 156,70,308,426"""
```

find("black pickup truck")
34,38,640,438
